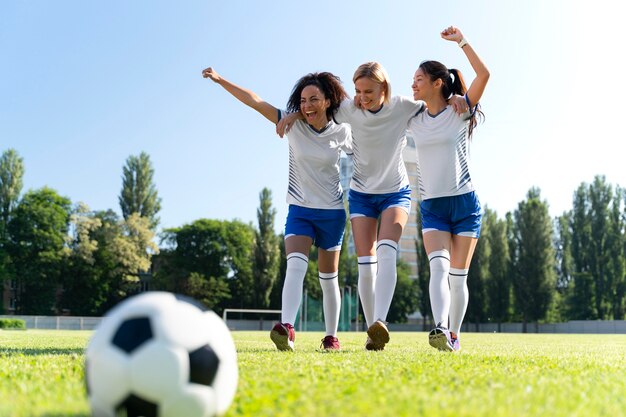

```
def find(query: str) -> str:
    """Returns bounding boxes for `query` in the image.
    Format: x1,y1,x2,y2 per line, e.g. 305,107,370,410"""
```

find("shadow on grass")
0,347,85,356
40,414,89,417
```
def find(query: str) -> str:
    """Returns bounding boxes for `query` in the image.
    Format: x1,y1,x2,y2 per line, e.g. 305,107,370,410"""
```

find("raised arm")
202,67,279,124
441,27,490,107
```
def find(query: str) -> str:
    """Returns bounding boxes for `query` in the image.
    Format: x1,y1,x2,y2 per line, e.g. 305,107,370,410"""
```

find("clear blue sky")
1,1,624,234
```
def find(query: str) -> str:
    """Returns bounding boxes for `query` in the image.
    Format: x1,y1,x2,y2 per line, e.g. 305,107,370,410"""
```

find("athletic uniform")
408,96,481,352
333,96,424,218
271,110,352,351
278,109,352,251
408,98,482,238
333,96,424,344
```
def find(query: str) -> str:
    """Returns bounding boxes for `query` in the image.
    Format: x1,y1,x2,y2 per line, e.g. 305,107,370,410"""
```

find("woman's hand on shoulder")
440,26,463,43
276,112,300,138
449,95,469,115
353,95,363,109
202,67,221,83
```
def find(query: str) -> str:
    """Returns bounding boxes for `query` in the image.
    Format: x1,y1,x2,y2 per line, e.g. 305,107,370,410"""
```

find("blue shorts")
284,205,346,251
420,191,482,238
348,186,412,219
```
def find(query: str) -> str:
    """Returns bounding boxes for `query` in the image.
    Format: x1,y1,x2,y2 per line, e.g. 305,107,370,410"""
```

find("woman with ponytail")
409,26,490,352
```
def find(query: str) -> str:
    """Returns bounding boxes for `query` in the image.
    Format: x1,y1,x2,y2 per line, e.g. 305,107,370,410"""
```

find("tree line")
1,148,625,327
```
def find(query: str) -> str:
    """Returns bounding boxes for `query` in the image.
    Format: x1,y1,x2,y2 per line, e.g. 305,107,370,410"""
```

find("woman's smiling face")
300,85,330,128
354,77,385,111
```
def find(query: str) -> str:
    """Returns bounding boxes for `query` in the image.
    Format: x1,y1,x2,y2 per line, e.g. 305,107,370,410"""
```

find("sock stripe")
429,255,450,262
358,261,378,265
377,243,397,251
449,272,468,277
287,254,308,264
319,274,338,280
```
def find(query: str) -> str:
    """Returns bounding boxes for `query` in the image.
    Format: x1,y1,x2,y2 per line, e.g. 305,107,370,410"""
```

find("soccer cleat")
270,322,295,352
450,331,461,352
365,336,382,351
320,335,340,350
428,323,454,352
366,320,390,351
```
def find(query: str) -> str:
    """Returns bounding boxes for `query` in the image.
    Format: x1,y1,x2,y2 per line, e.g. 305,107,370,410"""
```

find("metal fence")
3,314,625,334
0,315,102,330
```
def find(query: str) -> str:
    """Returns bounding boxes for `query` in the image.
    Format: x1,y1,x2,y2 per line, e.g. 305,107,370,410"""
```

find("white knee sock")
281,252,308,325
357,255,377,328
448,268,469,335
319,272,340,336
428,249,451,327
374,239,398,323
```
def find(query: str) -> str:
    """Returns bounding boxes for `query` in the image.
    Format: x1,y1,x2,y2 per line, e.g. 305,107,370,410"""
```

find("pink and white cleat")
270,322,295,351
320,335,341,350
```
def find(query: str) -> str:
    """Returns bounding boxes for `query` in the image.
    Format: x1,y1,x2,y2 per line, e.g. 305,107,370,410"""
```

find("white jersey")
334,96,424,194
279,110,352,209
408,105,474,200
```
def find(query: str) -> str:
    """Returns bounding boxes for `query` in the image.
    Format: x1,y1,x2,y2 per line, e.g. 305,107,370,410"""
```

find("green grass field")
1,329,625,417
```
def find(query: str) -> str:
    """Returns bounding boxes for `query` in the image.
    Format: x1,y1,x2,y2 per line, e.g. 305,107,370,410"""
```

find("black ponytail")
419,60,484,140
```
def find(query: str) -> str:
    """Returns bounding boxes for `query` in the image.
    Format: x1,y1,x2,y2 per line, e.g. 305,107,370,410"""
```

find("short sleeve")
333,99,355,124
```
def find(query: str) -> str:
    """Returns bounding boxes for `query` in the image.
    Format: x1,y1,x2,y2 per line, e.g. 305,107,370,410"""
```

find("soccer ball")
85,292,238,417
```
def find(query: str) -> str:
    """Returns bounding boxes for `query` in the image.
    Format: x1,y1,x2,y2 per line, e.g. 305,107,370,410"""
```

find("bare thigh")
318,249,341,274
285,235,313,257
450,235,478,269
422,231,478,269
378,207,408,242
351,216,378,257
423,230,452,255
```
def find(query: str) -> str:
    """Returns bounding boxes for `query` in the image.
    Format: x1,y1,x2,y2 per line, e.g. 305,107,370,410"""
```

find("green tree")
303,246,320,300
556,212,574,290
607,186,625,318
187,272,231,310
386,260,419,323
111,213,159,296
567,183,596,319
7,188,71,314
60,203,105,315
555,212,574,320
154,219,255,314
415,205,431,330
566,176,624,320
0,149,24,241
60,208,159,315
269,234,287,310
338,221,358,289
511,188,557,332
0,149,24,307
253,188,280,308
119,152,161,230
467,207,492,330
486,210,511,330
588,175,613,318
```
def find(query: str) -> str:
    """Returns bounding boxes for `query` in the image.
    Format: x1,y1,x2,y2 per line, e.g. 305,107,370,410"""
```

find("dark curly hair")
286,72,348,120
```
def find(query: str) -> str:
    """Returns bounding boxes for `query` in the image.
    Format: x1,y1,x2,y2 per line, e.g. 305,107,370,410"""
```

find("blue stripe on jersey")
287,145,304,202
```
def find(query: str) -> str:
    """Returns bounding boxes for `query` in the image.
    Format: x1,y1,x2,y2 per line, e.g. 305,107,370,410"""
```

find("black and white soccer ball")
85,292,238,417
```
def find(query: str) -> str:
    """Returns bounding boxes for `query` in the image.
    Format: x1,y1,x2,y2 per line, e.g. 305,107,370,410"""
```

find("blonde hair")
352,62,391,104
